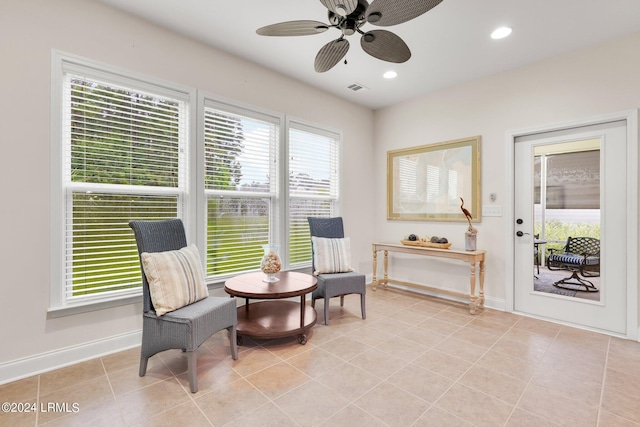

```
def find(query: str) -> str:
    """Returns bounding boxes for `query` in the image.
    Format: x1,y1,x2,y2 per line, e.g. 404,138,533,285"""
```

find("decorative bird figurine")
460,197,477,233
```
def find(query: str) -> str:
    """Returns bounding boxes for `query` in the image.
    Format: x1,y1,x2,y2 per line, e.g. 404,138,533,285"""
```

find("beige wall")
373,31,640,328
0,0,374,373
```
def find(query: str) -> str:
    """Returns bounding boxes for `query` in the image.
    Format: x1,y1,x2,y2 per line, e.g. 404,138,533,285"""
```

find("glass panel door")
534,140,601,301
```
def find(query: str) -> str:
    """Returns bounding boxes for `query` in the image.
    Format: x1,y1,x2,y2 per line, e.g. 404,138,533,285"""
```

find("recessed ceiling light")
383,71,397,79
491,26,512,40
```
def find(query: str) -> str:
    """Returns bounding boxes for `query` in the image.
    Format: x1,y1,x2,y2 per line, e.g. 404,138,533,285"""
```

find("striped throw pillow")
141,244,208,316
312,237,354,275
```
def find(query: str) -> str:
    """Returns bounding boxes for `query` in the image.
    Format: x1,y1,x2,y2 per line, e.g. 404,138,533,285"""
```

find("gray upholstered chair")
129,219,238,393
308,217,366,325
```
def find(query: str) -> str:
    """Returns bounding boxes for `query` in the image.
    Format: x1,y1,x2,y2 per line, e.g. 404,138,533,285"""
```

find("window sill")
47,294,143,318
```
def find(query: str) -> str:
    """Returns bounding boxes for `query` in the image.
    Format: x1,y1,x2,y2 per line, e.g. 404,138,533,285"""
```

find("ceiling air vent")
347,82,369,92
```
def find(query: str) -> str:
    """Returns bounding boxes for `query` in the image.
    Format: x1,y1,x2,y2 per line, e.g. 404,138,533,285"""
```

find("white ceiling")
97,0,640,110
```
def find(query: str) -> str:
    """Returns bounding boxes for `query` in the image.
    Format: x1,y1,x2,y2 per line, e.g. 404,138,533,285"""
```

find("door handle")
516,231,530,237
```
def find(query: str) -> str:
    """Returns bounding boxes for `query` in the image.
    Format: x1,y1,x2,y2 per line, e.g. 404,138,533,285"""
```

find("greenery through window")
288,124,339,266
54,53,341,309
62,71,187,304
203,105,278,278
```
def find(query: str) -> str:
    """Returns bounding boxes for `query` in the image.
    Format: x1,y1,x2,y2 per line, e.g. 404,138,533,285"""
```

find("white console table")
372,243,486,314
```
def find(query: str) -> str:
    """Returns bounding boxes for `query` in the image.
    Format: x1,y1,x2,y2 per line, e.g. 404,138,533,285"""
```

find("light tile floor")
1,286,640,426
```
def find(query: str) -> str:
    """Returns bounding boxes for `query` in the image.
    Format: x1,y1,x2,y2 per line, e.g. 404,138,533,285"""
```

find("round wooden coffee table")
224,271,318,345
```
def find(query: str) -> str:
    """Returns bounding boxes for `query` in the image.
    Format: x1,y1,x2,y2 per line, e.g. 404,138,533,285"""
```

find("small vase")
465,231,477,251
261,244,281,282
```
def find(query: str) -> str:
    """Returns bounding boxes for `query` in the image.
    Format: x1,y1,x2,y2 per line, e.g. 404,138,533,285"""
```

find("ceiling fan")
256,0,444,72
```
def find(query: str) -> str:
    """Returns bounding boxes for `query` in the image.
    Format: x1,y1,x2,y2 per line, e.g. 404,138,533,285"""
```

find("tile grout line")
235,340,308,426
99,357,132,427
183,356,216,427
274,306,394,425
447,314,527,425
34,375,40,427
504,324,562,426
287,297,436,425
594,336,611,427
407,308,513,426
99,357,117,400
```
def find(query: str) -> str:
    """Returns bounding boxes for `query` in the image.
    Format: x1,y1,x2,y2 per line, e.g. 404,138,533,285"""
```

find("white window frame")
49,52,341,316
197,93,284,282
49,51,196,316
285,118,342,269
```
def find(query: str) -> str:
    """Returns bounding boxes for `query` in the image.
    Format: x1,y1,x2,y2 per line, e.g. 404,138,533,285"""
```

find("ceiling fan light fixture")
335,4,348,16
367,12,382,23
491,26,512,40
363,32,375,43
340,19,357,36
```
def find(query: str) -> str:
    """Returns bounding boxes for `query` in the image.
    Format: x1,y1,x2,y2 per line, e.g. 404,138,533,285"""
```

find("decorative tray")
400,240,452,249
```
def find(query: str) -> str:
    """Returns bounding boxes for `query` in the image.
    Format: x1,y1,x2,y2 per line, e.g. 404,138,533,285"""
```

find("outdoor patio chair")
129,219,238,393
547,236,600,292
308,217,366,325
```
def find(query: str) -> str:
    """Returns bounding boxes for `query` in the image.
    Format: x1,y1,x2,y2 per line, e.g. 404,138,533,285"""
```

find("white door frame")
505,109,639,340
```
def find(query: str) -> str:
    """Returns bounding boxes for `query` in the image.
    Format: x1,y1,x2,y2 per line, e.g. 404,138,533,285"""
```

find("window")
287,121,340,266
202,99,280,280
51,53,191,312
52,53,341,312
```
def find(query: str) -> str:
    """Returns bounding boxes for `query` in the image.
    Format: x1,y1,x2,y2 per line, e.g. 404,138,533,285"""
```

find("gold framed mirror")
387,135,481,222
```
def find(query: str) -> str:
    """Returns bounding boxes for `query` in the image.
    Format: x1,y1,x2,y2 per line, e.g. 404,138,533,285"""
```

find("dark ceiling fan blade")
360,30,411,63
256,20,330,36
319,0,359,17
314,38,350,72
366,0,444,27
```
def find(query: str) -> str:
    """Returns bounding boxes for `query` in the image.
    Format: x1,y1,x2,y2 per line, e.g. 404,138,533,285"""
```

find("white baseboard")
0,330,142,385
366,275,507,313
482,295,506,311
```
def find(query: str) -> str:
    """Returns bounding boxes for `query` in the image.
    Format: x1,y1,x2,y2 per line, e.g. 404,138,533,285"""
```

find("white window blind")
203,103,279,279
53,54,344,314
288,122,339,266
62,72,187,305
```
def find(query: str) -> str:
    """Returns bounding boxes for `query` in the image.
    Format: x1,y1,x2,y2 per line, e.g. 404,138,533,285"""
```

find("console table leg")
372,249,378,291
383,250,389,288
469,262,477,314
479,260,485,308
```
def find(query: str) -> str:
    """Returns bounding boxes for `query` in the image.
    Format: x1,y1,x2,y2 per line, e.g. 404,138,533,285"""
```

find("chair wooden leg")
228,325,238,360
360,294,366,320
340,295,344,307
187,351,198,393
139,357,148,377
